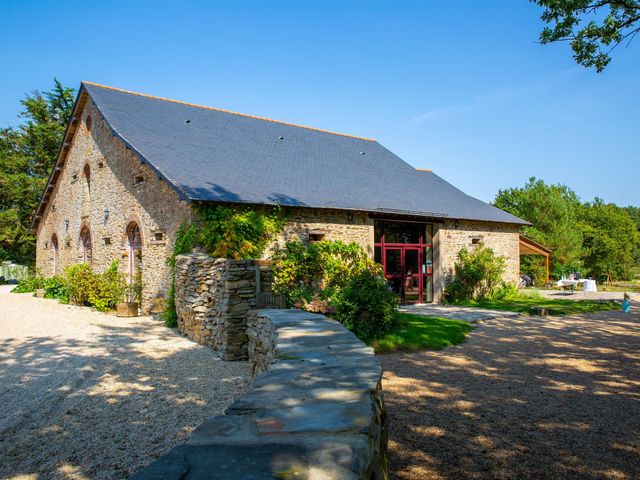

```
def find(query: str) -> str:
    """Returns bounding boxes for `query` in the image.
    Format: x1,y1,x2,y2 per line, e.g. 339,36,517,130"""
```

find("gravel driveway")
382,303,640,480
0,286,251,480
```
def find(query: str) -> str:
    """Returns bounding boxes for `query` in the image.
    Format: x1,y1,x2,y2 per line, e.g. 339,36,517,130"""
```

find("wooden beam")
546,255,550,284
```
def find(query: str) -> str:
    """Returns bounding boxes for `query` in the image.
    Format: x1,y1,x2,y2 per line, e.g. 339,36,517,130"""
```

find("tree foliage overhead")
532,0,640,72
0,79,76,264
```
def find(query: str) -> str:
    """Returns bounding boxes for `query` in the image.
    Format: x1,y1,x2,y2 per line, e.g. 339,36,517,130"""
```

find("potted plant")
117,274,142,317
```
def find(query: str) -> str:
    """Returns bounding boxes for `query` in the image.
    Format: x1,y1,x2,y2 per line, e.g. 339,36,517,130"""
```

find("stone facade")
433,219,520,302
132,309,388,480
35,101,191,311
174,255,256,360
268,208,374,258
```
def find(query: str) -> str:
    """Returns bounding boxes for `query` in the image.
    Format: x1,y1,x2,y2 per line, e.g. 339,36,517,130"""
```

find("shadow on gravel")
0,319,250,480
381,303,640,480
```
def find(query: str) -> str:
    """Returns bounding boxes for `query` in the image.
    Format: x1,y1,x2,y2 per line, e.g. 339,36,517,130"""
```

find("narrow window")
84,165,91,193
126,222,142,285
80,226,92,266
51,234,60,275
86,115,92,132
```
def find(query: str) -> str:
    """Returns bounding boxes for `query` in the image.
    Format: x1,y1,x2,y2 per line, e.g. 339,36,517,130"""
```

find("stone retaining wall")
174,254,256,361
132,309,388,479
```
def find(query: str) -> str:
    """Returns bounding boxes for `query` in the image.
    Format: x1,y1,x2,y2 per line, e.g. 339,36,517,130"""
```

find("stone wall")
268,208,375,258
132,309,388,479
35,99,191,311
175,254,256,360
434,219,520,301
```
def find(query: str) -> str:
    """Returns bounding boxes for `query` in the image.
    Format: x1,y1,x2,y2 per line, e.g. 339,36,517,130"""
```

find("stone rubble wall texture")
267,208,375,259
437,219,520,289
131,309,388,480
35,100,192,311
175,255,256,361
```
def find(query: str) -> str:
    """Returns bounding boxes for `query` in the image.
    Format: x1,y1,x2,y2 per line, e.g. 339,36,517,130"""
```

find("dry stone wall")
175,254,256,361
132,309,388,480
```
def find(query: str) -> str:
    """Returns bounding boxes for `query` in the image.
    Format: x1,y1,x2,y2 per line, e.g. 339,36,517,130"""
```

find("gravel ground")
381,302,640,480
0,286,251,480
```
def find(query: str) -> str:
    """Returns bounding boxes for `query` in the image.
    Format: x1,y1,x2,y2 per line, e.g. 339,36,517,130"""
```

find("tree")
0,79,76,264
578,199,639,280
494,177,583,281
532,0,640,72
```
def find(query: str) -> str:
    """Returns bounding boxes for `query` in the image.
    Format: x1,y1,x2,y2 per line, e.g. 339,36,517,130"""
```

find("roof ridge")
82,81,376,142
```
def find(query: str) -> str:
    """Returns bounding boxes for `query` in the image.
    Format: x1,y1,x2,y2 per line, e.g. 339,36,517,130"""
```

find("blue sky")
1,0,638,206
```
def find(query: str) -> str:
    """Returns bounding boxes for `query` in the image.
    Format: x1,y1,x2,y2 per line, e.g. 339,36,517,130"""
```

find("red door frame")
376,229,433,304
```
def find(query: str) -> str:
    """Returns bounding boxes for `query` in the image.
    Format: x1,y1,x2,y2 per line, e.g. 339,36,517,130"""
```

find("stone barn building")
33,82,527,310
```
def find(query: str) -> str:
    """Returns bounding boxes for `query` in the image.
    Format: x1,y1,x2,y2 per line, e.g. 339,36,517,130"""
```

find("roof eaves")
31,88,87,232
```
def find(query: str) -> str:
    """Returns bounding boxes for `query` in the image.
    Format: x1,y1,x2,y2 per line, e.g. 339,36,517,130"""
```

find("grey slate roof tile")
83,82,528,225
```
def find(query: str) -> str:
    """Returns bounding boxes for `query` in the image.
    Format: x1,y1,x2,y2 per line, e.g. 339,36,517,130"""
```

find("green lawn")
454,294,619,315
373,313,474,354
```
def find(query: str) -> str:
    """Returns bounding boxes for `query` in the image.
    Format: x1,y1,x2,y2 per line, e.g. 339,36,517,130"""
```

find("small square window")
308,230,325,243
103,237,112,245
471,237,482,245
154,232,164,242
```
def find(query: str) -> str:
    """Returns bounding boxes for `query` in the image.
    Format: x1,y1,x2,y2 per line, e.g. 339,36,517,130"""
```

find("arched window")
51,234,60,275
126,222,142,283
86,115,92,133
80,226,92,266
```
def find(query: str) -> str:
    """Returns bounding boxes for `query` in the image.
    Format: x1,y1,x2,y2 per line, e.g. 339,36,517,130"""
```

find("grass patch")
455,292,619,316
373,313,474,354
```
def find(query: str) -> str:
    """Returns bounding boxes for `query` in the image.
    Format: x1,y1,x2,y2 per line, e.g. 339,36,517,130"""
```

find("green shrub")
88,261,124,312
333,265,399,342
196,204,286,259
12,272,44,293
43,276,69,303
445,244,506,302
272,240,371,308
64,263,97,306
272,240,400,342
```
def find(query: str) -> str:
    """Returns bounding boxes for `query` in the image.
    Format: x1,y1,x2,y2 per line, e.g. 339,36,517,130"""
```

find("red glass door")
404,247,422,304
383,246,423,304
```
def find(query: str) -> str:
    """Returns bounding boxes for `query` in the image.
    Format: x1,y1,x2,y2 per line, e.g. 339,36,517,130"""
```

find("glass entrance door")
383,246,424,304
375,220,434,304
404,247,421,303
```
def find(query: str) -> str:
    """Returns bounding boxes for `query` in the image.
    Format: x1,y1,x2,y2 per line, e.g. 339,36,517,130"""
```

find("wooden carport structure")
519,235,552,284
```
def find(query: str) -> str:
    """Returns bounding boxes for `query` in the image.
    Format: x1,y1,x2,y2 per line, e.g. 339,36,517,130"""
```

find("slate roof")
37,82,529,227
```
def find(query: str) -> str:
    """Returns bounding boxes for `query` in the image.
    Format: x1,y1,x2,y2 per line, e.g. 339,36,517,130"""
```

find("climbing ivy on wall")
162,204,286,327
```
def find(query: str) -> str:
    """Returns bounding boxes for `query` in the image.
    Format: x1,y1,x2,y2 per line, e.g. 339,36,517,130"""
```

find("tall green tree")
532,0,640,72
0,79,75,264
579,200,640,280
494,177,583,280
